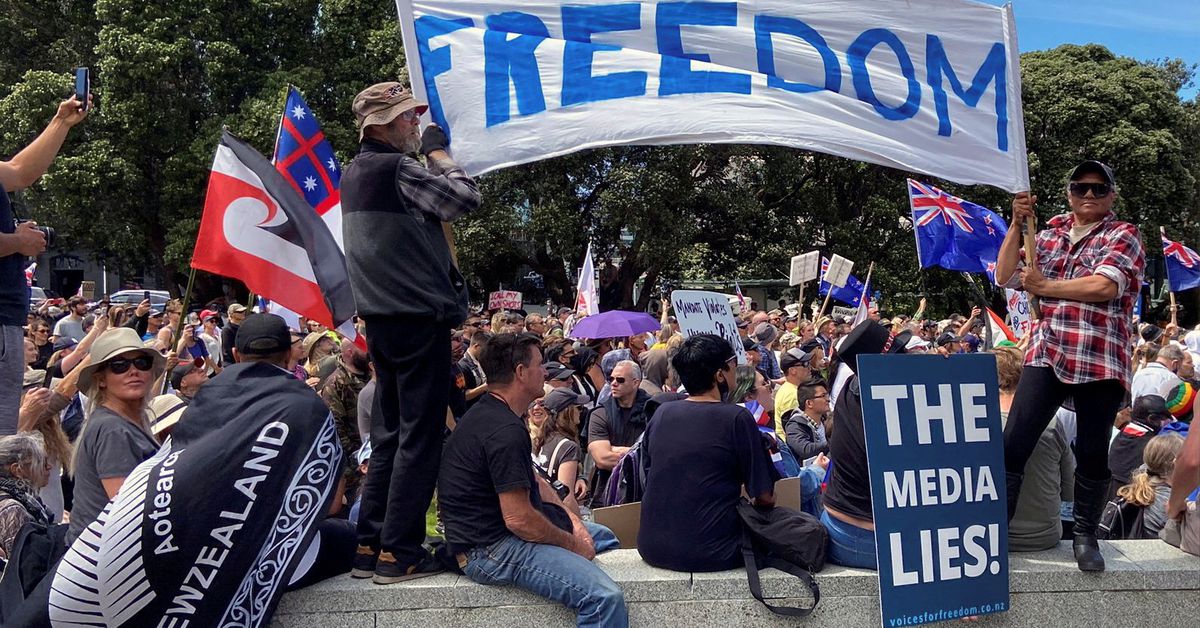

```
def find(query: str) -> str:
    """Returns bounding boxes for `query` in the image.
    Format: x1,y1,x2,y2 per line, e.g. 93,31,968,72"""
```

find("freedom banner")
395,0,1030,191
857,353,1009,626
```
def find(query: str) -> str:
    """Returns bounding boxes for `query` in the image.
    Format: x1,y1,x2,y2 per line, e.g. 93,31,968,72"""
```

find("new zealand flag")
1162,229,1200,292
909,179,1007,281
273,86,344,250
819,256,869,306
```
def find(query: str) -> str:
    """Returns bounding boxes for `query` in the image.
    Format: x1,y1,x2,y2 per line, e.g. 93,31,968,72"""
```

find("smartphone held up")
74,67,89,111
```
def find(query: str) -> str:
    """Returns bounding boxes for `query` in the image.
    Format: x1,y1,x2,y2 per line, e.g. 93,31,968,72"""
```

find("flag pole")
819,290,834,318
1161,228,1178,326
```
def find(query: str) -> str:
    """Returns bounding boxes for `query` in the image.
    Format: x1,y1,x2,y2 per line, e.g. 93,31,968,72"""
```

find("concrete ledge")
274,540,1200,627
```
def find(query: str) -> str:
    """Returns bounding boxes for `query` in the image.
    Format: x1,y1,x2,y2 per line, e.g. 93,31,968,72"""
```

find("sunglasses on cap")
1068,182,1112,198
106,355,155,374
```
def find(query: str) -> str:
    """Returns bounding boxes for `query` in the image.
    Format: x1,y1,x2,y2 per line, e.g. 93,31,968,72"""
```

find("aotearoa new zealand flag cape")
48,362,342,627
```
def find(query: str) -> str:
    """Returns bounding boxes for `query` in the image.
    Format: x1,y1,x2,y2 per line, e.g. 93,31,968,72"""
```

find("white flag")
575,243,599,316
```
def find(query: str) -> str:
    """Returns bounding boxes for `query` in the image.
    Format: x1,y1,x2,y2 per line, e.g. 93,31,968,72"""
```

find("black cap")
544,361,575,381
1130,394,1170,424
837,319,906,375
235,313,292,356
1068,160,1115,186
1140,325,1164,344
936,332,961,347
780,347,812,371
170,363,199,390
53,337,79,352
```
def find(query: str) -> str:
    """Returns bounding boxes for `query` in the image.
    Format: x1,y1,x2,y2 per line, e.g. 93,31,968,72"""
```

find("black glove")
420,124,449,156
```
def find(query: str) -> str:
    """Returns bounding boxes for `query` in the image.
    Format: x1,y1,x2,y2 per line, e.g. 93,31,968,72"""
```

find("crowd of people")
1,87,1199,627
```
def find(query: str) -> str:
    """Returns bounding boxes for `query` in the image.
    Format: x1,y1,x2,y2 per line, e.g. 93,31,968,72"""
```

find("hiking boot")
373,551,445,585
350,545,377,579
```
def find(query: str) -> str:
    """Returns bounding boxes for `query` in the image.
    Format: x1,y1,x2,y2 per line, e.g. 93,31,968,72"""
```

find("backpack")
1097,495,1147,540
603,440,645,507
737,499,827,617
0,521,68,624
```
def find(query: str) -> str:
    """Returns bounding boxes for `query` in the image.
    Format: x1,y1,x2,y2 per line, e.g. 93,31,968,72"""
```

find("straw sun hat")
77,328,167,395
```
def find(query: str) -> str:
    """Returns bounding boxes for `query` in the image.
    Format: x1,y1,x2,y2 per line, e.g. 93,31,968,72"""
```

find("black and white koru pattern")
48,444,175,626
220,415,339,627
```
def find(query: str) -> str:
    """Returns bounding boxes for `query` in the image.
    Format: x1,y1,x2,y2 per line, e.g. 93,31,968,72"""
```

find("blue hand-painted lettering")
847,28,921,121
926,36,1008,151
484,12,550,126
562,3,648,106
656,2,751,96
415,15,474,139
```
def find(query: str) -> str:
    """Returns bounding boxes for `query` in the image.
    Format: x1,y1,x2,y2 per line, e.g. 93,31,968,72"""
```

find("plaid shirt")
398,154,480,222
999,211,1144,386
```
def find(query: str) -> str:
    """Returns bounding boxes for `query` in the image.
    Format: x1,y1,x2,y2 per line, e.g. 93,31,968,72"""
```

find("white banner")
671,289,748,364
395,0,1029,191
489,290,523,309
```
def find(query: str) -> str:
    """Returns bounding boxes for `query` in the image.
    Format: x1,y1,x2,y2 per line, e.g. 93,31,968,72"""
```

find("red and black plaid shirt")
1000,211,1145,386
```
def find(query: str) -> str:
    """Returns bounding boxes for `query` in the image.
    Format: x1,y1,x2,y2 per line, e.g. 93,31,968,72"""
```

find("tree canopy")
2,3,1196,319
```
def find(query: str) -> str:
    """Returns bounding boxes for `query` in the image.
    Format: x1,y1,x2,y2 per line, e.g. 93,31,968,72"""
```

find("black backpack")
1097,495,1147,540
0,521,68,624
737,499,827,617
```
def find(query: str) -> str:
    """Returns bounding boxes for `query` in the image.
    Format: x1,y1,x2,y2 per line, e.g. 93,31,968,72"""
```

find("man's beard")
399,129,422,155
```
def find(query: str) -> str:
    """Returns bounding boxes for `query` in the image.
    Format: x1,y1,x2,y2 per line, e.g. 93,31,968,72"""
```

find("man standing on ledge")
995,161,1144,572
341,82,481,583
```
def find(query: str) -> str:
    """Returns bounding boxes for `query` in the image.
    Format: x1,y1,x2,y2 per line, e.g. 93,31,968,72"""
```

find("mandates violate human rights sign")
857,353,1010,626
392,0,1030,191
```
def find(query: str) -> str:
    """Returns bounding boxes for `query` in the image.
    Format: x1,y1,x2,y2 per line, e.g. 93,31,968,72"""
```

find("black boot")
1071,473,1109,572
1005,472,1024,523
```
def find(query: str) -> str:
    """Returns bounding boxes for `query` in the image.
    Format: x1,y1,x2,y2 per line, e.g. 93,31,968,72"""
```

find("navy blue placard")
856,354,1009,626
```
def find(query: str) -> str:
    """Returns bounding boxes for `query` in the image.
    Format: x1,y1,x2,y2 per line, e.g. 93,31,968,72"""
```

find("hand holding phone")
74,68,90,112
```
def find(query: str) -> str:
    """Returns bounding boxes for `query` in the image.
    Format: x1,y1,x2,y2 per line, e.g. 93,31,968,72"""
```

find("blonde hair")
991,346,1024,393
1117,434,1184,507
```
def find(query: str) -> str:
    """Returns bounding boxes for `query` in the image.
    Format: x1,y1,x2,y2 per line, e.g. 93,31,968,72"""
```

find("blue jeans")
820,510,877,569
463,522,627,627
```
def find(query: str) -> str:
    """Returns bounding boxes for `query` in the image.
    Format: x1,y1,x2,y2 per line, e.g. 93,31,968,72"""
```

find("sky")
986,0,1200,99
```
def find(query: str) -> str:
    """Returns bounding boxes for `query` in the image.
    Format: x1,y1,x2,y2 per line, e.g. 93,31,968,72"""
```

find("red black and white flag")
192,130,356,335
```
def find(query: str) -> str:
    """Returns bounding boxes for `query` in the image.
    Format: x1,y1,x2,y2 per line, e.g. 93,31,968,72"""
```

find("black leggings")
1003,366,1125,480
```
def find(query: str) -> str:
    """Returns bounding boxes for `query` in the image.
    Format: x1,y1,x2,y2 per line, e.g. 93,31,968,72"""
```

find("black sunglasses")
610,376,626,384
1068,182,1112,198
107,356,154,374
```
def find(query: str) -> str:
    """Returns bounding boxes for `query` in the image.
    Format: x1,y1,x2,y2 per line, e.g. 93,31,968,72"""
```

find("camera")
16,220,56,249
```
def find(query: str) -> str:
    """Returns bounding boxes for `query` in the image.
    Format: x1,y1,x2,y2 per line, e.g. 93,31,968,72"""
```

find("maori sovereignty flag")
273,86,344,251
49,362,342,627
192,130,356,333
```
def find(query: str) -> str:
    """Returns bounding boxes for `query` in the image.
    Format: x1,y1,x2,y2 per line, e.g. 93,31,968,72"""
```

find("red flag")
193,131,357,337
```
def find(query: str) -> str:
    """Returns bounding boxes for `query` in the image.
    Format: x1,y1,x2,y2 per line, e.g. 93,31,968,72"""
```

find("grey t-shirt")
53,315,85,343
68,406,159,543
1003,412,1074,552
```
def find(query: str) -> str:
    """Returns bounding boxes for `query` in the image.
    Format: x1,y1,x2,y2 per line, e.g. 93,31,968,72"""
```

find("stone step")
274,540,1200,627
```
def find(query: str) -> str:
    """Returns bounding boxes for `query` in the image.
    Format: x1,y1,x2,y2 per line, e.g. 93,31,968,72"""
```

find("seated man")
46,314,352,626
637,334,779,572
587,359,651,507
439,333,626,627
783,382,832,461
822,321,907,569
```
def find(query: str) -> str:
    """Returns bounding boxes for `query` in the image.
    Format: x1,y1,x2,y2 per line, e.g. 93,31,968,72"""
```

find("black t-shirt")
439,393,546,552
823,376,873,521
637,400,779,572
0,185,29,326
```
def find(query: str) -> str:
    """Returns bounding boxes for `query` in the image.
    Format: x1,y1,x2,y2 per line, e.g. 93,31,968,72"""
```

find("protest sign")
831,305,857,320
823,254,854,288
790,250,820,286
670,289,748,364
489,290,523,309
1004,289,1030,338
856,353,1009,626
395,0,1029,192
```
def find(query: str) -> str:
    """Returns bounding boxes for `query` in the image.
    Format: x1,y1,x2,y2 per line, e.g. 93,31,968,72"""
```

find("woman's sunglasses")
106,356,154,374
1068,182,1112,198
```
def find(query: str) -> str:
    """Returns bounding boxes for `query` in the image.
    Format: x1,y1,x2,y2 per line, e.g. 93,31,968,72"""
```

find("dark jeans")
357,315,450,564
1004,367,1124,533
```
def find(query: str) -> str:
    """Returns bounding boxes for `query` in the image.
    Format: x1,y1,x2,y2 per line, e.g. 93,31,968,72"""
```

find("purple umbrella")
568,310,660,339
